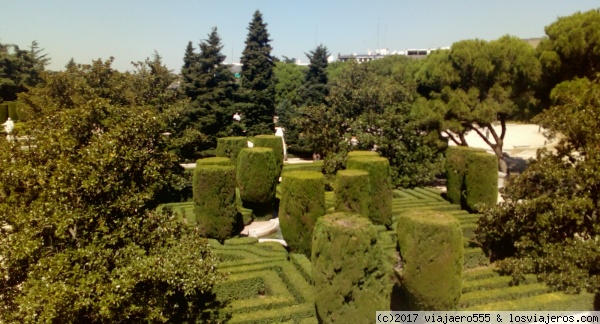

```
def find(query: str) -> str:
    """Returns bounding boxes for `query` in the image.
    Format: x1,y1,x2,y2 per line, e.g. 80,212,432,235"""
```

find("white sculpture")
2,117,14,142
233,112,241,122
275,126,287,161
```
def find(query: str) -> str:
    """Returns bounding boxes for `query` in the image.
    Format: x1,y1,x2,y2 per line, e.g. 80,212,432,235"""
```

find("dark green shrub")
346,156,392,228
236,147,278,207
0,103,8,124
445,146,485,205
7,101,18,121
253,135,284,175
396,209,463,310
312,212,390,322
15,101,29,122
347,150,379,159
334,169,370,218
279,171,325,257
216,136,247,162
196,157,231,167
465,152,498,212
193,165,240,241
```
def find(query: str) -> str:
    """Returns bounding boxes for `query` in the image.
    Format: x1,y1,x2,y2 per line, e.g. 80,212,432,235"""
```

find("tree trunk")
494,138,508,174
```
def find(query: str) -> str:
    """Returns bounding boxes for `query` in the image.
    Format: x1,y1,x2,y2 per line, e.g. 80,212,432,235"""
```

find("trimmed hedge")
347,150,379,159
7,101,18,121
396,209,463,310
445,146,486,206
193,165,240,241
0,103,7,124
312,212,390,323
465,152,498,212
217,136,247,162
334,169,370,218
279,171,325,257
236,147,278,210
346,156,392,228
253,135,284,175
196,156,232,167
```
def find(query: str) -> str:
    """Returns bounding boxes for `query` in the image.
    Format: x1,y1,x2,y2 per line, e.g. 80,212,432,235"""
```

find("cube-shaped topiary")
445,146,485,206
279,171,326,257
236,147,278,205
216,136,247,163
346,156,392,228
396,209,463,310
193,165,240,241
334,169,370,218
312,212,390,323
196,157,232,167
465,152,498,212
347,150,379,159
253,135,284,175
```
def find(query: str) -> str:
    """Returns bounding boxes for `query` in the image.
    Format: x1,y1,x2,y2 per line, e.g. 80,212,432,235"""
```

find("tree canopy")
0,41,49,101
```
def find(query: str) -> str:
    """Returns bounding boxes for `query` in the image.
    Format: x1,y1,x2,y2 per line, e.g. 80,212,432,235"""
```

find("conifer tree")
239,10,276,135
299,44,330,107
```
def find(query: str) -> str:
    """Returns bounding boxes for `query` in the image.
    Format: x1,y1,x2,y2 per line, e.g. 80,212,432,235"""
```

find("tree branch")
443,130,461,146
472,125,497,150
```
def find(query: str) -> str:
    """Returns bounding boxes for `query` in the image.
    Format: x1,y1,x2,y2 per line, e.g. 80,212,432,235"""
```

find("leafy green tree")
239,10,276,136
414,36,541,173
476,77,600,293
298,44,330,107
274,61,307,154
0,59,226,322
297,61,444,187
537,9,600,108
0,42,48,101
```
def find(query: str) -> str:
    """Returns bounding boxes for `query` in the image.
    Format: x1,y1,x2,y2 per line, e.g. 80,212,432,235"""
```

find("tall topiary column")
0,103,8,124
396,209,463,310
193,165,240,241
279,171,325,257
236,147,278,219
196,157,232,167
334,169,370,218
312,213,390,323
216,136,247,163
346,156,392,228
445,146,486,206
465,152,498,212
252,135,284,175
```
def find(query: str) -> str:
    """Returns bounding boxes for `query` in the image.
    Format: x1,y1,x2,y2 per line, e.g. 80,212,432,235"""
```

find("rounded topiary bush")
396,209,463,310
279,171,325,256
445,146,485,205
312,212,390,323
252,135,284,174
346,156,392,228
195,157,232,167
334,169,370,218
216,137,247,162
347,150,379,159
465,152,498,212
236,147,278,205
193,165,240,241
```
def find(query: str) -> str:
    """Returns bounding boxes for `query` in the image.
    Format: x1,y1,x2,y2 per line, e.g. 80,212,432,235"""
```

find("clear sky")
1,1,599,73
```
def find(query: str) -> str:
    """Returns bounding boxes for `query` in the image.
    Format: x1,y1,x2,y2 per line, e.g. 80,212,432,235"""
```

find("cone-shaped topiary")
216,136,247,162
445,146,486,206
236,147,278,205
312,212,390,323
193,165,240,241
334,169,370,218
279,171,325,256
347,150,379,159
396,209,463,310
346,156,392,228
253,135,284,175
195,157,232,167
465,152,498,212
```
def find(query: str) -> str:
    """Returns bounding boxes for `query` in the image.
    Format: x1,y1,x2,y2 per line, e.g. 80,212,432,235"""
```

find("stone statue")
2,117,14,142
275,126,287,161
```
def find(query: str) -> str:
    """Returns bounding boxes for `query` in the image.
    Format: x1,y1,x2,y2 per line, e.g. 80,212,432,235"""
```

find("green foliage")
6,101,17,121
298,44,330,107
236,147,278,205
196,156,231,167
239,10,276,136
0,102,7,124
0,61,225,321
252,135,284,175
334,169,370,218
0,41,48,101
346,156,392,228
465,152,498,212
216,136,248,163
347,150,378,159
445,146,486,206
312,212,390,323
279,171,325,257
396,209,464,310
193,165,240,241
273,62,309,154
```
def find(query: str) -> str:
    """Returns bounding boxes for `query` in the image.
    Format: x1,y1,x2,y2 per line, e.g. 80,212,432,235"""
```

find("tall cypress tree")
299,44,330,107
239,10,276,136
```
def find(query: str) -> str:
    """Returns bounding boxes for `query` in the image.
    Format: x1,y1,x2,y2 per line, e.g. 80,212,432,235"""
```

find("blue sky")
1,1,599,73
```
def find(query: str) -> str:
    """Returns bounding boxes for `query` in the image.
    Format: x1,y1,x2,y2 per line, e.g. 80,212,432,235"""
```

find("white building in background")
337,47,450,63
